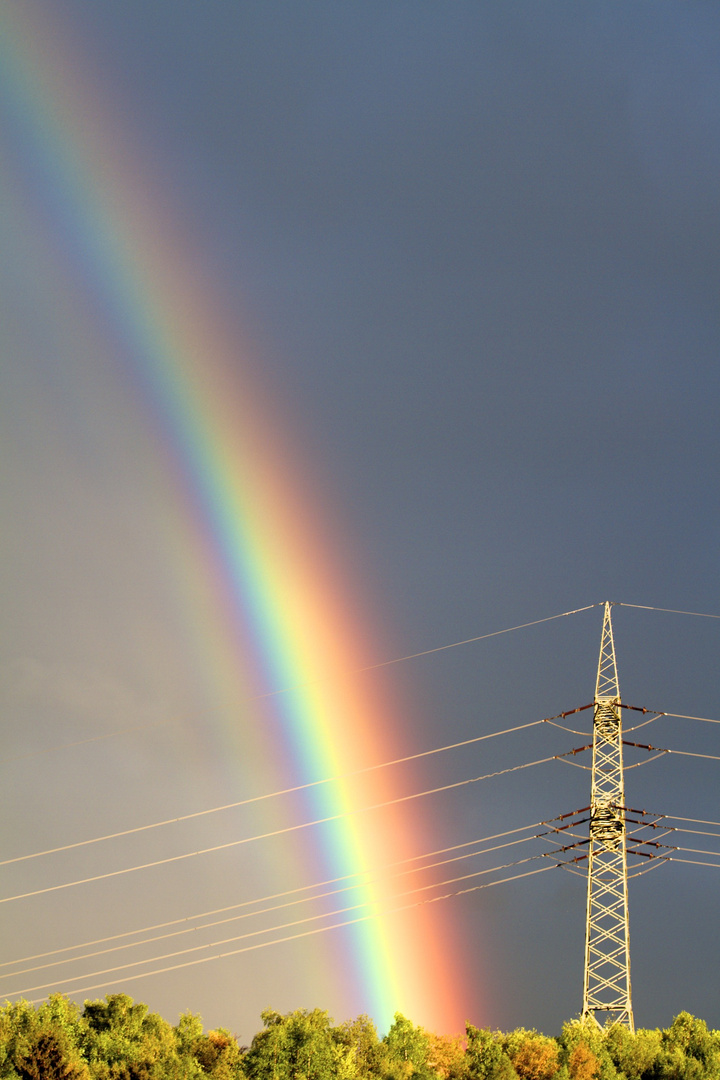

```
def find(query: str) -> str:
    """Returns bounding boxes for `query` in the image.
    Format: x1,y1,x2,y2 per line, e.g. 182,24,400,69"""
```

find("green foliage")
0,994,246,1080
243,1008,338,1080
193,1030,245,1079
15,1031,87,1080
82,993,186,1079
466,1026,517,1080
603,1024,662,1080
0,994,718,1080
173,1014,206,1060
665,1014,719,1073
382,1013,436,1080
173,1011,244,1078
0,997,89,1080
559,1020,617,1080
649,1014,720,1080
332,1015,384,1080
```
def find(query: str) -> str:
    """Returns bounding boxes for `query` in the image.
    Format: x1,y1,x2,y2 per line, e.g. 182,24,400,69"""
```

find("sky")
1,0,719,1045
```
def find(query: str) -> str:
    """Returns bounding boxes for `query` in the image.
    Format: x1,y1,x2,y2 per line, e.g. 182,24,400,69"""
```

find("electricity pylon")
581,602,634,1031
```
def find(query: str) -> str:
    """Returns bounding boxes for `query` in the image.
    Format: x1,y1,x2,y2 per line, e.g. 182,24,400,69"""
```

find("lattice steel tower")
581,602,634,1030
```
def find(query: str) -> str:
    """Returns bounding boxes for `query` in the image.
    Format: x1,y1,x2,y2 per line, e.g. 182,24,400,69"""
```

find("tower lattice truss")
581,602,634,1031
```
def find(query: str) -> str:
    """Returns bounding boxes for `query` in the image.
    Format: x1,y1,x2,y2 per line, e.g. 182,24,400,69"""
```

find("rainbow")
0,4,475,1033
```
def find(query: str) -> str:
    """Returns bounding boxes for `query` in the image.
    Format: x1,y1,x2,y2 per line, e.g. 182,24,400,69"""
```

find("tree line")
0,993,717,1080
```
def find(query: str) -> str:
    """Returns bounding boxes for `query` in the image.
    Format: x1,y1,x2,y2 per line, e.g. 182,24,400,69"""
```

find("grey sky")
1,0,719,1042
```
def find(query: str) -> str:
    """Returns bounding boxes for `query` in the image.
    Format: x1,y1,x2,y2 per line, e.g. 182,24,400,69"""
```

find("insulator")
590,805,623,850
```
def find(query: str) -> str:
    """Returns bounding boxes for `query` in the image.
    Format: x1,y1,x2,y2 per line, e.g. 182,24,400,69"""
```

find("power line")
8,853,553,995
621,709,720,727
663,815,720,828
348,604,600,676
0,719,547,869
555,739,720,766
615,603,720,619
0,820,547,973
625,754,667,770
3,598,716,1015
3,817,587,990
665,748,720,762
10,602,715,768
4,718,175,765
256,606,601,703
670,857,720,869
9,856,560,1002
673,846,720,858
0,755,558,905
627,859,671,881
0,829,546,981
544,720,591,736
27,863,559,1006
663,713,720,725
623,715,661,734
669,827,720,840
5,605,598,767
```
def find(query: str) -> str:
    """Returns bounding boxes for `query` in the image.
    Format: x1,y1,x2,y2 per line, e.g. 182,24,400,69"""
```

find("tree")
466,1026,517,1080
174,1012,244,1078
567,1043,599,1080
665,1015,718,1069
426,1032,468,1080
603,1024,661,1080
15,1031,87,1080
0,997,89,1080
193,1030,245,1079
559,1021,617,1080
507,1035,559,1080
382,1013,434,1080
332,1015,384,1080
652,1014,720,1080
82,994,186,1080
243,1008,337,1080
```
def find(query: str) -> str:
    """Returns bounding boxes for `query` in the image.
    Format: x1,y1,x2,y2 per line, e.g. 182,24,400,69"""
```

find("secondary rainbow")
0,3,474,1033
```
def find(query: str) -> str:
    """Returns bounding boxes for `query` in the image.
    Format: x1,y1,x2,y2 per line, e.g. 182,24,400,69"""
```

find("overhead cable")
4,718,175,765
665,749,720,762
15,861,558,1004
28,864,557,1004
6,605,598,765
6,852,559,997
663,713,720,725
670,857,720,869
311,604,600,679
614,603,720,619
0,831,545,982
627,859,671,880
623,715,661,733
0,755,558,905
0,719,547,869
663,815,720,828
670,827,720,840
12,603,715,766
673,845,720,858
0,821,541,970
553,739,720,767
618,707,720,727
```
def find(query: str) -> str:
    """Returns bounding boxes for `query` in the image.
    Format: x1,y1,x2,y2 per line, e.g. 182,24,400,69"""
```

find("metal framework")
581,602,634,1030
